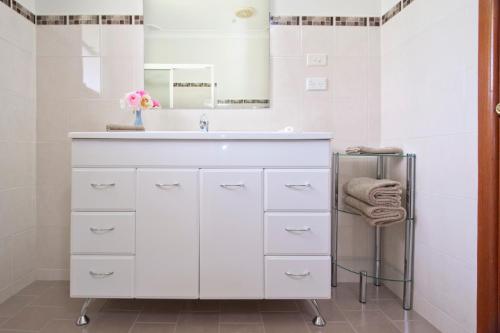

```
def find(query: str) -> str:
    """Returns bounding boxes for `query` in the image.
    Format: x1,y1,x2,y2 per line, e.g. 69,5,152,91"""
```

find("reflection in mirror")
144,0,270,110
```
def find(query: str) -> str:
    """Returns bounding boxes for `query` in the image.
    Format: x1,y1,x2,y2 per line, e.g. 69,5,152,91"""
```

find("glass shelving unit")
331,153,416,310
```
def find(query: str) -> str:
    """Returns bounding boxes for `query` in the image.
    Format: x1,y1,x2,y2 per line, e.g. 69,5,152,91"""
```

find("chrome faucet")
199,113,209,132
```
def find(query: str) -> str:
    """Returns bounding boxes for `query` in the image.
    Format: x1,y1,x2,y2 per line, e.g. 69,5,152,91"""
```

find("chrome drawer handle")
89,271,114,278
89,227,115,234
156,183,180,188
285,227,311,232
285,183,311,189
91,183,116,189
220,184,245,189
285,271,311,277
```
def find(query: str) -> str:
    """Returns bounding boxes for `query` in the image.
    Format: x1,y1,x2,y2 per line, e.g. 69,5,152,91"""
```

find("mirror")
144,0,270,110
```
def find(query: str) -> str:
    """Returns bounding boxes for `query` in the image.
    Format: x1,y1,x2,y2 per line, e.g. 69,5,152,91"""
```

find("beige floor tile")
220,323,265,333
259,300,299,312
88,311,139,333
136,300,182,323
0,305,67,331
220,300,262,323
183,300,220,312
346,284,398,300
130,322,176,333
262,312,309,333
394,320,441,333
377,300,423,321
343,310,388,325
40,319,90,333
176,312,219,333
0,295,36,317
17,281,53,296
351,321,401,333
306,321,356,333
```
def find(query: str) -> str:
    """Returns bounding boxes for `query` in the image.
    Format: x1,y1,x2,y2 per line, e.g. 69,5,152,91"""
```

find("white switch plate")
306,78,328,91
307,54,328,67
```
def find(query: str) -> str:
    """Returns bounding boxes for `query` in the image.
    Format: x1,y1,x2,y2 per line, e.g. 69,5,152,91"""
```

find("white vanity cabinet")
69,132,332,309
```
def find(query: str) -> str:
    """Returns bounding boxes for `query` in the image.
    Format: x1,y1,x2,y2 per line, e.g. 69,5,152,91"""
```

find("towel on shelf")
345,146,403,155
344,177,402,207
106,124,145,131
344,195,407,227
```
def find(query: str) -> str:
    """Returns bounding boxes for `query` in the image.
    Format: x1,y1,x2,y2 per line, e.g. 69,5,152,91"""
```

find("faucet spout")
200,113,209,132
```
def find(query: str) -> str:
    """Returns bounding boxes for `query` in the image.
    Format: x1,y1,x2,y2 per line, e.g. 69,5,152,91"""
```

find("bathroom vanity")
69,131,332,326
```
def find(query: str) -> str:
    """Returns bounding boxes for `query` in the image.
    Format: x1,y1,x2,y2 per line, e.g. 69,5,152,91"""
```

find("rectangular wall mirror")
144,0,270,110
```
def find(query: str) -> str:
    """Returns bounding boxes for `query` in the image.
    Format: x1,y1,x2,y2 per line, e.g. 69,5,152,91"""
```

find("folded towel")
344,177,402,207
345,146,403,155
344,195,407,227
106,124,145,131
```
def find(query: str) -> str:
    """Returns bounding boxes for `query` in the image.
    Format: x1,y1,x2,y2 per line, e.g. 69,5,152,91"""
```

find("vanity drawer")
264,170,330,211
264,213,330,255
70,256,134,298
265,256,330,299
72,169,136,211
71,213,135,255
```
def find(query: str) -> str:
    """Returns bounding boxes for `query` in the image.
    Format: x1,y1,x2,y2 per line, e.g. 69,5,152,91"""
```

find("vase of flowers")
121,90,160,128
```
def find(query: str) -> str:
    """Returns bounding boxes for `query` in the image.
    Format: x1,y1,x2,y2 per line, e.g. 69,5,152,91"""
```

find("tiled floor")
0,281,441,333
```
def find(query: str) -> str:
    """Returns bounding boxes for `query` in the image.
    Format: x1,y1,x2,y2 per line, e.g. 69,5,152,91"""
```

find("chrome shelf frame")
331,153,416,310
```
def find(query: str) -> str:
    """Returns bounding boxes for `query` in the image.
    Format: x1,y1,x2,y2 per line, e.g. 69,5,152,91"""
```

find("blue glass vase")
134,110,143,127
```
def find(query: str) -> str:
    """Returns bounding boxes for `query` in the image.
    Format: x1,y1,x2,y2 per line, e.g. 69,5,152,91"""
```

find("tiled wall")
0,0,37,303
380,0,478,332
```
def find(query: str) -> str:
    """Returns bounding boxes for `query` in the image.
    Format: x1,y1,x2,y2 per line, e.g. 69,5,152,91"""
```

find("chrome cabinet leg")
374,226,382,286
309,299,326,327
403,154,416,310
75,298,92,326
359,271,368,304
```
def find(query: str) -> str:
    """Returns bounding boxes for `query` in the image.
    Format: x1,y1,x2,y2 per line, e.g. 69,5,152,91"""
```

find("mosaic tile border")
134,15,144,25
403,0,416,9
336,17,367,27
37,15,66,25
69,15,99,25
174,83,218,88
270,16,300,26
0,0,10,8
101,15,132,25
382,2,402,25
217,99,270,105
369,17,381,27
12,0,35,23
302,16,333,26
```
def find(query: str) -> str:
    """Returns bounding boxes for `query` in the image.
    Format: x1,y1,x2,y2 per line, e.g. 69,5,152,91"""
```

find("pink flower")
126,93,141,108
136,90,148,97
140,94,153,110
152,99,160,108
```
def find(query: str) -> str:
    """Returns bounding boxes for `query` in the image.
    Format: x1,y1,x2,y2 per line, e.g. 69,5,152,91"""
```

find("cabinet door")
136,169,199,298
200,169,263,299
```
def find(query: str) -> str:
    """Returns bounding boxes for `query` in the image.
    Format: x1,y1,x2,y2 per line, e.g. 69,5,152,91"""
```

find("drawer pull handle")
89,227,115,234
285,183,311,189
285,227,311,232
285,271,311,278
220,184,245,189
89,271,114,278
156,183,180,188
91,183,116,189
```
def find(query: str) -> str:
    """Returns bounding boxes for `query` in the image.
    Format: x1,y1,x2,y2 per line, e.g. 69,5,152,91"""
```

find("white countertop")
69,131,333,140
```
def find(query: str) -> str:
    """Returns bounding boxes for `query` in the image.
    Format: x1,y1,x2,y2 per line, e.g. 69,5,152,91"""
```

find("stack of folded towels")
343,177,407,227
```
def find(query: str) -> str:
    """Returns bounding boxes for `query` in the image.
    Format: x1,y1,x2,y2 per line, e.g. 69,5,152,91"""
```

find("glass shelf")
338,153,413,158
335,257,410,283
336,207,361,216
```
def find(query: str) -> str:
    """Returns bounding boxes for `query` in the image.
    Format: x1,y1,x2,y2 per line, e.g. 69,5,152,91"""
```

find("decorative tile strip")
302,16,333,26
217,99,270,105
335,17,367,27
0,0,10,8
101,15,133,25
69,15,99,25
173,83,218,88
37,15,67,25
270,16,299,26
382,2,402,25
12,0,35,23
134,15,144,25
403,0,415,8
368,17,381,27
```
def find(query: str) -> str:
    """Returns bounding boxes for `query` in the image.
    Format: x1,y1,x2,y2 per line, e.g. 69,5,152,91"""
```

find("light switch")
307,54,328,67
306,78,328,91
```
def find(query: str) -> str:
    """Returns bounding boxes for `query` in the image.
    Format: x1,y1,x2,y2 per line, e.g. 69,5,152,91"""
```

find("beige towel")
344,195,407,227
344,177,402,207
345,146,403,155
106,124,145,131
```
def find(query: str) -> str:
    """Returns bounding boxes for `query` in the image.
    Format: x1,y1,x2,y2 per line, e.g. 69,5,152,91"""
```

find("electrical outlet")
307,54,328,67
306,78,328,91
